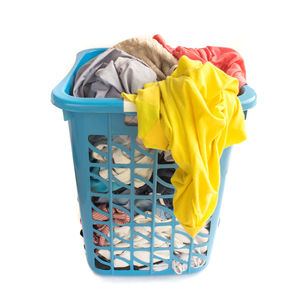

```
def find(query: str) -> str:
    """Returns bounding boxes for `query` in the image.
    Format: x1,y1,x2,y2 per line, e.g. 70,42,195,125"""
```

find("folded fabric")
96,212,209,269
95,258,204,273
90,167,122,192
93,188,172,220
73,48,157,98
153,34,247,89
172,253,205,274
113,36,178,81
89,135,154,190
92,146,152,188
92,204,130,247
95,255,169,271
99,213,209,249
136,166,175,211
159,150,174,163
122,56,247,237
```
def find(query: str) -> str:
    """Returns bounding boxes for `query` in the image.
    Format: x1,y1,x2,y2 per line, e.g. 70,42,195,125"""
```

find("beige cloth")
113,36,178,81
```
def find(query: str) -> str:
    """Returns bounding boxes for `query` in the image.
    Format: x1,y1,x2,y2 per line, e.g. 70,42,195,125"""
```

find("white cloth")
96,212,209,270
92,136,154,188
172,253,206,274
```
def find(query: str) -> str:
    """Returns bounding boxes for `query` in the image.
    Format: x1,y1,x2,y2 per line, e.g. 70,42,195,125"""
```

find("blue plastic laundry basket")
51,48,257,276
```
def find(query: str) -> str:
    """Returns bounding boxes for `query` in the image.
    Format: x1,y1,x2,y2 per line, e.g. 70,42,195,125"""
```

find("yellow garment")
122,56,246,237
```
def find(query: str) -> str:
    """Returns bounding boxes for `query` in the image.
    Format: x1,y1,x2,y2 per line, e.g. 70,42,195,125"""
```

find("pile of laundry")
73,35,248,273
90,210,209,273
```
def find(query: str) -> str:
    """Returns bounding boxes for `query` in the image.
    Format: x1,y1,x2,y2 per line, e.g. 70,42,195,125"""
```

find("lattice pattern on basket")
87,134,211,274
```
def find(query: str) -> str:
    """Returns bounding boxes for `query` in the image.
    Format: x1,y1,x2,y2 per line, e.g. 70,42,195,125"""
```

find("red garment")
153,34,247,89
92,204,130,247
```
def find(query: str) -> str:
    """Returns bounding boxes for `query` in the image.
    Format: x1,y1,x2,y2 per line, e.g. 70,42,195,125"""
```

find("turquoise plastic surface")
51,48,257,276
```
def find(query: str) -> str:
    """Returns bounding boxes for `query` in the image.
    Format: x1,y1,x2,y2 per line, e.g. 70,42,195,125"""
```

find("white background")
1,0,299,299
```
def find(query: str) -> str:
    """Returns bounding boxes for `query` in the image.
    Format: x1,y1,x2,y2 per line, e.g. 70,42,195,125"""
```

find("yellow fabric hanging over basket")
122,56,247,237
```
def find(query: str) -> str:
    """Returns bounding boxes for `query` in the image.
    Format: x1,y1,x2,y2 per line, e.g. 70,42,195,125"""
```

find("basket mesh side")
86,131,210,275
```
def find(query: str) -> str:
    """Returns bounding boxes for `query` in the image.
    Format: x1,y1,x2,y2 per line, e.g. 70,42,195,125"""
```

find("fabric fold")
153,34,247,89
122,56,246,237
113,36,178,80
73,48,157,98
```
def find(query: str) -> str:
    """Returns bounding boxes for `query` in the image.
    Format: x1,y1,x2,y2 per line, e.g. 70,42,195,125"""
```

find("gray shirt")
73,48,157,98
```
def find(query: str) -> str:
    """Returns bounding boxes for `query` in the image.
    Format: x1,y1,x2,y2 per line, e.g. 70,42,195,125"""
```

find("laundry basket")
51,48,257,276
